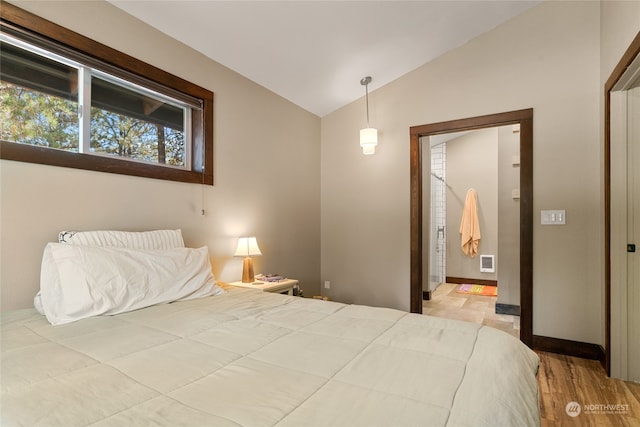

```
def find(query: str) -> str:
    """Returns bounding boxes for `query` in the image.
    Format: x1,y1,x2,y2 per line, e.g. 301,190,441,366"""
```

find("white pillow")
34,229,187,313
39,243,223,325
58,229,185,249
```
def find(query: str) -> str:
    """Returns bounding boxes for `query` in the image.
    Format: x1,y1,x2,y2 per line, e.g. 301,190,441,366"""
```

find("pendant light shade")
360,127,378,155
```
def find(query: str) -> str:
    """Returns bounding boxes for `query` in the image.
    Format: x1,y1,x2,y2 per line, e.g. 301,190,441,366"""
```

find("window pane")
1,3,213,185
90,76,186,167
0,41,79,150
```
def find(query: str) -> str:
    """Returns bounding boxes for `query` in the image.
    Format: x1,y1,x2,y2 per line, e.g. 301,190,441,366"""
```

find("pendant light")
359,76,378,155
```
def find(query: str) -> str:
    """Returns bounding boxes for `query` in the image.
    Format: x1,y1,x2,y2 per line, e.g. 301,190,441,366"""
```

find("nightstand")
228,278,298,295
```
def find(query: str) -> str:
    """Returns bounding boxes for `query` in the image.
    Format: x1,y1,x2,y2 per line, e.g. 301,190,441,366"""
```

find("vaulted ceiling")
109,1,541,117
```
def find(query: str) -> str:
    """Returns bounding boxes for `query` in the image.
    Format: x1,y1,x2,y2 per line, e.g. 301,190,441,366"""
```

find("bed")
1,230,540,427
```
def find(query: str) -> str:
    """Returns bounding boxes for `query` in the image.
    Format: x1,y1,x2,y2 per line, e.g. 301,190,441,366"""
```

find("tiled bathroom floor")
422,282,520,339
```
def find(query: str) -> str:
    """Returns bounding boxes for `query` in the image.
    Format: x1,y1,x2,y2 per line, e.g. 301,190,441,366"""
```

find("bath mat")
456,284,497,297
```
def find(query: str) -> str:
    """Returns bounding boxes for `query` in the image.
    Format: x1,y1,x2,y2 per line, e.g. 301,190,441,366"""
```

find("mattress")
1,287,540,426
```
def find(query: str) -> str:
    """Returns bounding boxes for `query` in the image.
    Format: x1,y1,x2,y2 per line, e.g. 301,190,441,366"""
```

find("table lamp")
234,236,262,283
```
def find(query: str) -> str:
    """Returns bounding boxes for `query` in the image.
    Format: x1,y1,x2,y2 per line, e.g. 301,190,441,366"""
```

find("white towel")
459,189,481,257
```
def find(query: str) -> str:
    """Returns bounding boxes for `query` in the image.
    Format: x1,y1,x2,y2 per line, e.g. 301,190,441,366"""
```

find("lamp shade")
234,237,262,257
360,127,378,155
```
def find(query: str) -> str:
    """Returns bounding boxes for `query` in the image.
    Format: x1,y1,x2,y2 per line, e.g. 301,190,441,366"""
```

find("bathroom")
426,124,521,317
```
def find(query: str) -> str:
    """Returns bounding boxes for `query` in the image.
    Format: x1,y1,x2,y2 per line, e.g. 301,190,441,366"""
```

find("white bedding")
39,243,222,325
1,287,540,427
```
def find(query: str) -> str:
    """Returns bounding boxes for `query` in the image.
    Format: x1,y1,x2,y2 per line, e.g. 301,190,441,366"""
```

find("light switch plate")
541,210,566,225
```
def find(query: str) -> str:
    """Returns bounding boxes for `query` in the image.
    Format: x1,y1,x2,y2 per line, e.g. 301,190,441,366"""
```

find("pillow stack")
36,229,223,325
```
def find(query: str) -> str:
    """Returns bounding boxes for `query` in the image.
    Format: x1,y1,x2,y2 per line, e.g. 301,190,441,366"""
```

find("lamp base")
241,257,255,283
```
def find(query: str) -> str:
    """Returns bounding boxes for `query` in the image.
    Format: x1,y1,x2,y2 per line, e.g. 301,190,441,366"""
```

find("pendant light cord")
365,83,370,127
361,76,372,128
201,143,206,216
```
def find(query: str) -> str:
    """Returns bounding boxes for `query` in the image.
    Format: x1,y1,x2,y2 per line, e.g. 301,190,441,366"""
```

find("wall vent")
480,255,495,273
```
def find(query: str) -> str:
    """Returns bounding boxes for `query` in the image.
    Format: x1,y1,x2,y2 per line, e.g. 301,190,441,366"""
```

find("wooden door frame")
409,109,534,348
604,31,640,375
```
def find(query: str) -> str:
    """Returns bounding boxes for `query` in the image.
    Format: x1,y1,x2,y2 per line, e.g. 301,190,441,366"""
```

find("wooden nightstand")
228,278,298,295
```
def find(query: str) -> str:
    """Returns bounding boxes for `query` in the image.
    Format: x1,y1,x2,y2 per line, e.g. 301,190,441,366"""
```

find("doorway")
424,125,521,338
606,31,640,380
410,109,533,347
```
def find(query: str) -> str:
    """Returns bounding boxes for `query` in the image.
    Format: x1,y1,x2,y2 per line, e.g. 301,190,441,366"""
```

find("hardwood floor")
538,351,640,426
424,283,640,426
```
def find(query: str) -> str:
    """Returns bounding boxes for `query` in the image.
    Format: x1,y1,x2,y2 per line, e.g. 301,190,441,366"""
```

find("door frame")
410,109,534,347
604,31,640,376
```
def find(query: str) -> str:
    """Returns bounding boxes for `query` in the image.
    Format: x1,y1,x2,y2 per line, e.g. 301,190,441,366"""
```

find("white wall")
321,1,604,344
0,0,321,310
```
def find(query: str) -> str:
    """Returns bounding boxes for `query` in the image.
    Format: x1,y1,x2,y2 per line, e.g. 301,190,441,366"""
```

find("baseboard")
446,276,498,287
422,290,431,300
532,335,606,368
496,303,520,316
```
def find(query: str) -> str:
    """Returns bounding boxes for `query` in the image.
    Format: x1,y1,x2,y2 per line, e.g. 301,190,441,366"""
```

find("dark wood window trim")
0,2,214,185
409,109,534,348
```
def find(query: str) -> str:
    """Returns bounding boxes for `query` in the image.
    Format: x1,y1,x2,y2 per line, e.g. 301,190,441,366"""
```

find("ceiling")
109,1,541,117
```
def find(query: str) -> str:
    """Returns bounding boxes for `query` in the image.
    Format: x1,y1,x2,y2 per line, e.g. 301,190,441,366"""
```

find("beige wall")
321,0,604,344
445,128,498,282
601,1,640,83
497,125,521,306
0,1,322,310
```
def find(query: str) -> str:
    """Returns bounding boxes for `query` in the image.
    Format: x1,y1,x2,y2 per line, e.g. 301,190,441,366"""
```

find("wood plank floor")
424,283,640,426
537,351,640,426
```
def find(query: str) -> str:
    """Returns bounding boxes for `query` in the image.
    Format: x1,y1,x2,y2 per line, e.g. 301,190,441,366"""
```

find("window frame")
0,3,214,185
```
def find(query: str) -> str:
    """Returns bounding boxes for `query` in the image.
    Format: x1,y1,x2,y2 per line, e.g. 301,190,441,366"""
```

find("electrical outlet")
324,281,331,289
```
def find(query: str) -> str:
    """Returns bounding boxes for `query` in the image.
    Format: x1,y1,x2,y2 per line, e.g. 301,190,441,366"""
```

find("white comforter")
1,287,540,426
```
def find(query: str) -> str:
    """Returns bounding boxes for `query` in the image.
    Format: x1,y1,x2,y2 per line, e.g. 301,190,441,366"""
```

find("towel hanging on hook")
459,189,481,257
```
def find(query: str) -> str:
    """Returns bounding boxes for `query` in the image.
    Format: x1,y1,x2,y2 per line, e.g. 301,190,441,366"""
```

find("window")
0,3,213,185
